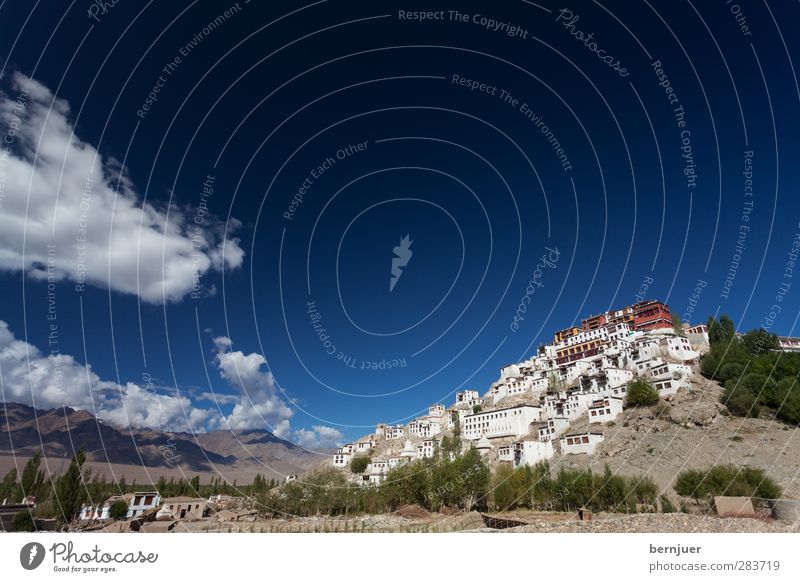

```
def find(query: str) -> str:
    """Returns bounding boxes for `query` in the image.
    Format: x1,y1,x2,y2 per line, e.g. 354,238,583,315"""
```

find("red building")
581,313,607,331
631,300,672,331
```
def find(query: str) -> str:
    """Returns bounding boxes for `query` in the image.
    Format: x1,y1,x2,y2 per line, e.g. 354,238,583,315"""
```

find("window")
582,436,589,444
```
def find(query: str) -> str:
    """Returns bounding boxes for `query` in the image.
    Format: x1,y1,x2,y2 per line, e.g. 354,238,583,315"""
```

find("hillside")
559,373,800,498
328,362,800,499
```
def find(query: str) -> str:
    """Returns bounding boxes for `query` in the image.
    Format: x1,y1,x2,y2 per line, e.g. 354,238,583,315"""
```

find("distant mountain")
0,402,326,479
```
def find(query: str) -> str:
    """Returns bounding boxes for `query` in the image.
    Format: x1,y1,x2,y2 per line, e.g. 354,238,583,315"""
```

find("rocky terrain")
558,374,800,499
173,509,796,533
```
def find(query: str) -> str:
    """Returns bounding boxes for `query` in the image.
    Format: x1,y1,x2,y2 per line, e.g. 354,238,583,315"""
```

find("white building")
79,492,161,521
603,368,634,389
664,336,700,362
559,432,605,455
463,405,542,440
332,448,353,468
428,404,446,417
536,417,570,442
654,378,679,397
650,362,692,389
514,440,555,466
127,492,161,518
387,455,408,469
635,357,664,375
355,440,376,453
385,425,405,440
417,439,437,459
456,390,481,406
498,443,515,462
588,397,623,424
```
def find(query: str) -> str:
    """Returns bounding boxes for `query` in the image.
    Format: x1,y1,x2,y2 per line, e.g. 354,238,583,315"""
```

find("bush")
109,500,129,520
674,465,782,502
659,494,677,513
775,385,800,425
723,386,761,418
625,379,659,407
350,457,369,474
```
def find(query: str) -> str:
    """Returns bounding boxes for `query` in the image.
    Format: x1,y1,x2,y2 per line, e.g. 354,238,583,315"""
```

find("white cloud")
0,320,216,432
294,425,344,449
213,336,294,436
0,320,341,447
0,72,243,303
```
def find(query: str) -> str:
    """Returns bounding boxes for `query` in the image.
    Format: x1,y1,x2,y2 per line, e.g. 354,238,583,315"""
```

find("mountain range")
0,402,328,482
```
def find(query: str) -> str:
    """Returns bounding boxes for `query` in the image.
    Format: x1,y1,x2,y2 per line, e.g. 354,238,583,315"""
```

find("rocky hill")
559,373,800,498
332,366,800,499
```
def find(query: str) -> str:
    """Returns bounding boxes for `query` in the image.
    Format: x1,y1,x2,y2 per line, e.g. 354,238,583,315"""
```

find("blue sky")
1,0,799,446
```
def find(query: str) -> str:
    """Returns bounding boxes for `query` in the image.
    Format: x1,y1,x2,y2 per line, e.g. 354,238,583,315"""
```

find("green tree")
672,313,684,335
109,499,129,520
20,451,44,501
625,379,659,407
707,315,736,346
350,457,369,474
742,328,780,356
381,461,430,510
0,468,19,504
54,449,87,525
770,378,800,425
457,448,490,511
492,464,516,510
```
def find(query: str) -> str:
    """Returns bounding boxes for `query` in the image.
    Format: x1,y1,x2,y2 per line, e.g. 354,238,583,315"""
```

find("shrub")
659,494,677,513
723,386,761,418
109,500,129,520
350,457,369,474
674,465,782,502
625,379,659,407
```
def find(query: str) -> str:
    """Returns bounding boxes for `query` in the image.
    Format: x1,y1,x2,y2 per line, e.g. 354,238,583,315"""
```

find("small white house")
650,362,692,389
536,417,570,442
417,439,437,459
560,432,604,455
428,404,446,417
513,440,555,467
385,425,406,440
664,336,700,362
332,451,352,468
387,455,408,469
603,368,634,389
456,390,481,406
498,444,514,462
127,492,161,518
355,440,375,453
635,357,664,375
588,397,623,424
654,378,679,397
